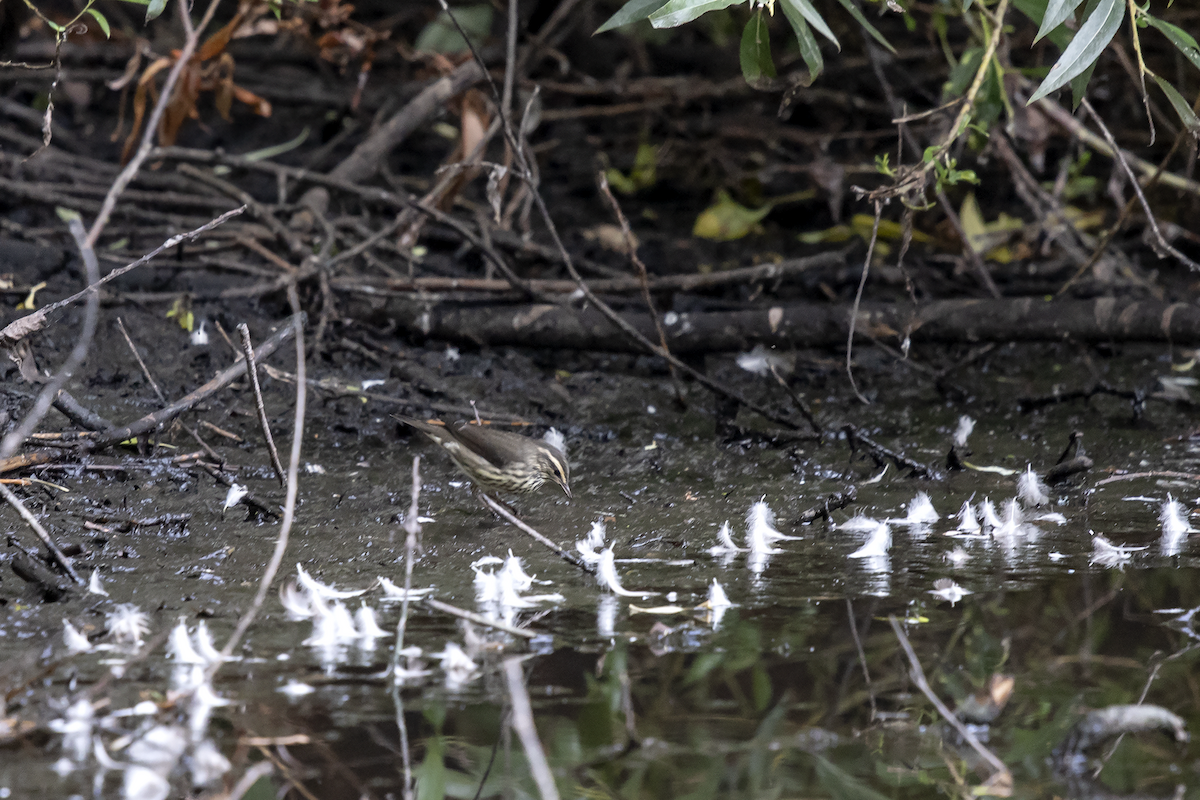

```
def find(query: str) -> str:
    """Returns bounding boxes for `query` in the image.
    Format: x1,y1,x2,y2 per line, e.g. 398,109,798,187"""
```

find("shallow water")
2,337,1198,799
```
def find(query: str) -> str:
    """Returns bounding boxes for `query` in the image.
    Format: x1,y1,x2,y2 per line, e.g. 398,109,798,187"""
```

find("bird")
394,415,571,498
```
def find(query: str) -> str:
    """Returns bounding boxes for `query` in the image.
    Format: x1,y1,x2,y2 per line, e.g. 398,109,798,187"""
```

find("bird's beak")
560,482,572,499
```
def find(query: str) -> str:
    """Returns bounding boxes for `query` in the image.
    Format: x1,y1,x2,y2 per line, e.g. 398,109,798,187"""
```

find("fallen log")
351,296,1200,352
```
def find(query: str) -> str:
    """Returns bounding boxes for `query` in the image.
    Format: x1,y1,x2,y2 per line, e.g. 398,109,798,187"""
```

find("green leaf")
145,0,168,23
1028,0,1124,103
780,3,824,79
1035,0,1086,43
649,0,742,30
779,0,839,49
1068,51,1099,108
1141,13,1200,73
414,4,493,54
739,10,776,84
1013,0,1073,49
1152,75,1200,135
606,142,659,194
833,0,895,54
596,0,671,33
944,46,983,99
86,8,111,38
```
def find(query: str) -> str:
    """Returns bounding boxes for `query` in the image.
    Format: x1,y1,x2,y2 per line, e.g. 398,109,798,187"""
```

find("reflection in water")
856,553,891,596
1160,496,1194,557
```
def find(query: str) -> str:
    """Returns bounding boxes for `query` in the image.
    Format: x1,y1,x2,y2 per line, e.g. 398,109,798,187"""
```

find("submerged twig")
423,597,538,640
480,492,596,574
846,599,877,721
1095,470,1200,486
889,615,1012,785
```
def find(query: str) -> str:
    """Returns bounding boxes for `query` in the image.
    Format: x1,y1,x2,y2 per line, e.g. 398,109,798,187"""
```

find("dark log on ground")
350,296,1200,352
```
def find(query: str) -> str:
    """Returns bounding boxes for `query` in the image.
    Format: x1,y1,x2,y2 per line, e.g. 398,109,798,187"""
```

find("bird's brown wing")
449,420,527,467
394,415,447,440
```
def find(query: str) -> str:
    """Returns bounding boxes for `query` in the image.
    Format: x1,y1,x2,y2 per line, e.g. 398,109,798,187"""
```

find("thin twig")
0,206,247,349
1094,470,1200,486
237,323,286,486
845,204,881,405
0,481,82,585
934,184,1001,297
85,313,300,451
116,317,167,404
215,295,306,666
436,0,804,431
1079,97,1200,273
597,171,686,403
118,314,222,465
769,365,821,434
1035,95,1200,197
503,656,561,800
480,492,596,575
178,162,303,256
0,216,101,463
84,0,225,249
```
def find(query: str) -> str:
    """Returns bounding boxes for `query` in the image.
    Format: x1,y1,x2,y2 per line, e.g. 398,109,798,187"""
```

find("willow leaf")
595,0,671,33
780,2,825,78
1152,75,1200,135
1141,13,1200,73
1035,0,1086,43
1028,0,1123,104
833,0,895,54
780,0,839,49
649,0,742,29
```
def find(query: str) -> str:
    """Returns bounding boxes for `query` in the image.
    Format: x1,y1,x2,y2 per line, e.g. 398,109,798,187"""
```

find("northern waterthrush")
395,416,571,498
